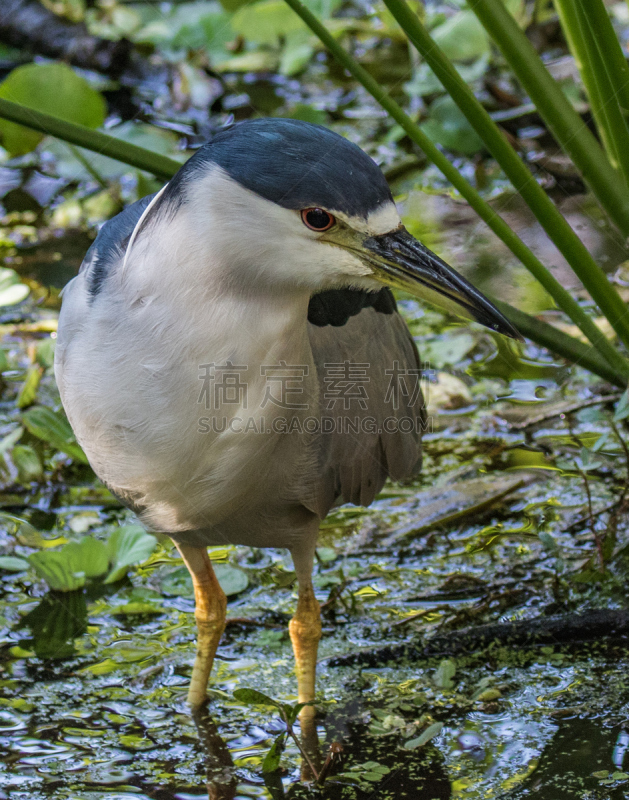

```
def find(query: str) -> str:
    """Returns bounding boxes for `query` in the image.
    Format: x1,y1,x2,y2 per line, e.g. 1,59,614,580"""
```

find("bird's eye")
301,208,335,231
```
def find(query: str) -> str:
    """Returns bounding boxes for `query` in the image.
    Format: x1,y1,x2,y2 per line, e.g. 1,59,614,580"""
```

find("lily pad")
161,563,248,596
422,333,475,368
0,555,29,571
12,444,43,483
214,563,249,595
21,405,88,464
0,268,29,307
28,549,87,592
105,526,158,584
404,722,444,749
233,687,280,707
0,62,106,156
433,659,456,690
431,10,490,61
231,0,307,44
28,537,108,591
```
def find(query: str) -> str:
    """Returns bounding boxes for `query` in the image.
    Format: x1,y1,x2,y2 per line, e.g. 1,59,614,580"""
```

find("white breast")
55,205,318,538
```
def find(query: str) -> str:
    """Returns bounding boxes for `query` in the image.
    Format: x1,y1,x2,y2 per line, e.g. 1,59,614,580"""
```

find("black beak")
363,227,522,340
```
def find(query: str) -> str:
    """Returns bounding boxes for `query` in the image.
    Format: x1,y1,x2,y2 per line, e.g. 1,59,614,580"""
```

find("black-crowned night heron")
55,119,518,716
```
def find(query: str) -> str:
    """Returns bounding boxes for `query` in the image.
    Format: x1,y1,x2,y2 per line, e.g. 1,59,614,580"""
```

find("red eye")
301,208,335,231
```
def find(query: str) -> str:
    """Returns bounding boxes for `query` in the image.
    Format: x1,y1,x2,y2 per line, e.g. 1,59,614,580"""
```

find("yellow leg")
288,581,322,714
176,542,227,707
288,547,322,780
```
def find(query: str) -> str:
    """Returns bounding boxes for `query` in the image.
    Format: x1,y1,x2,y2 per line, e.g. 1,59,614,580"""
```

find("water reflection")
192,706,237,800
191,702,453,799
512,717,629,799
16,590,87,659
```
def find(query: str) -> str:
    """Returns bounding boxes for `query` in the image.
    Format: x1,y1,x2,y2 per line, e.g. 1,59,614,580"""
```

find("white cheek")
335,201,401,236
322,246,372,279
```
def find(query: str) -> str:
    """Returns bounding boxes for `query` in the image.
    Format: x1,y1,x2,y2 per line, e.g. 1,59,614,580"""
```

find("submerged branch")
327,608,629,667
0,0,132,79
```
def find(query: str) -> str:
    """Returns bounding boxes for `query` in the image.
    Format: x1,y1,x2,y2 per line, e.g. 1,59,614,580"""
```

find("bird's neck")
119,200,323,373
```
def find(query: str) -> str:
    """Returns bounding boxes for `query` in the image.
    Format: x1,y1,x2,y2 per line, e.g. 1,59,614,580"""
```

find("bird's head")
161,118,519,338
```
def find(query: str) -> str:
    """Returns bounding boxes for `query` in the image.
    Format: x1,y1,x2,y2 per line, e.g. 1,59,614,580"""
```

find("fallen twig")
1,0,132,78
325,608,629,668
0,0,167,85
224,617,283,629
509,393,622,430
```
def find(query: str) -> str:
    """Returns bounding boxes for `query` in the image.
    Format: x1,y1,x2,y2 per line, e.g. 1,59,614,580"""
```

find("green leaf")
538,532,558,553
576,447,602,472
213,563,249,596
0,268,29,307
28,550,86,592
105,525,157,583
12,444,43,483
232,0,307,43
404,721,444,749
0,62,106,156
21,405,87,463
0,555,29,571
64,538,109,579
233,687,281,707
28,537,108,591
281,104,327,125
160,565,194,596
421,95,485,155
316,546,337,563
16,366,42,409
405,56,488,98
422,333,475,369
0,426,23,455
614,389,629,421
110,602,162,616
138,4,235,58
35,338,55,369
217,0,250,10
433,658,456,689
232,0,342,45
280,32,314,75
161,563,248,597
262,732,286,772
19,591,87,659
431,10,490,61
363,771,386,782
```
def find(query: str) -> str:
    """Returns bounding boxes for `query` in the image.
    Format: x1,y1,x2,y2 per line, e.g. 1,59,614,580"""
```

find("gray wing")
304,291,425,518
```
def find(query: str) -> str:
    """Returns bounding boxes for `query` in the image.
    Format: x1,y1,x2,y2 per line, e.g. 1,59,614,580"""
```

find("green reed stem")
554,0,629,188
380,0,629,353
282,0,629,380
0,98,180,181
470,0,629,236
